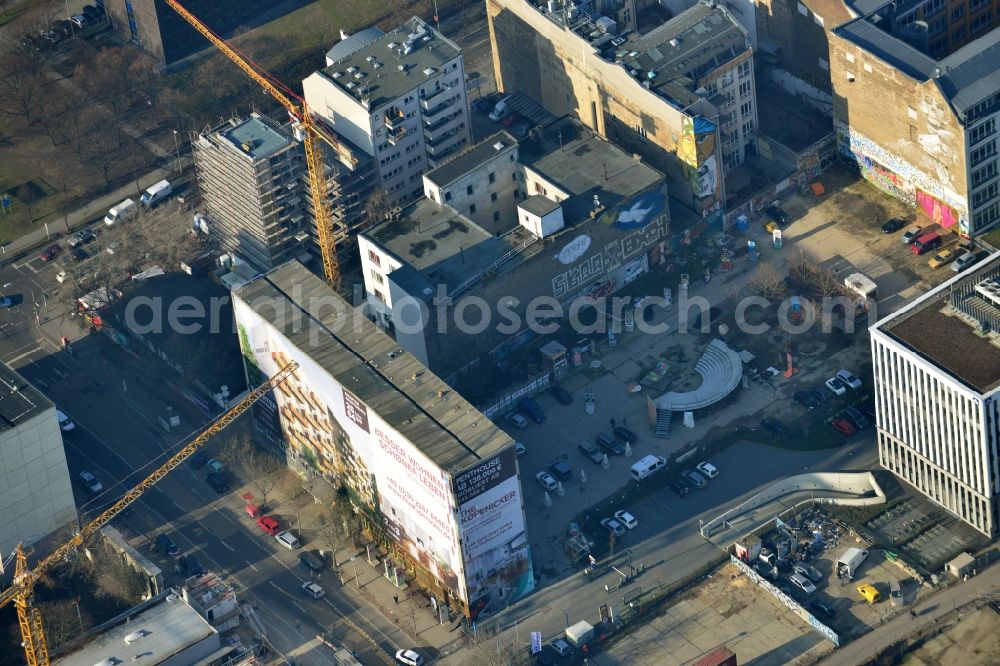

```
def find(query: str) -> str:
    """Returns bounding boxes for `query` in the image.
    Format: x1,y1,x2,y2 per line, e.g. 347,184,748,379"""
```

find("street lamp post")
172,130,182,174
563,609,570,628
349,556,360,589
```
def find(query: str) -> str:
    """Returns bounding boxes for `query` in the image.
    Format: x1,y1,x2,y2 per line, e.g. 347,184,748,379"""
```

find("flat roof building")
304,17,473,205
52,588,229,666
488,0,754,216
233,261,535,617
0,362,75,559
359,117,669,385
871,252,1000,536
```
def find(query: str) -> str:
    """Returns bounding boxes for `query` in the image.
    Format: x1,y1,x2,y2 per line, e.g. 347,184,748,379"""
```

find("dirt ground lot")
599,563,834,666
901,606,1000,665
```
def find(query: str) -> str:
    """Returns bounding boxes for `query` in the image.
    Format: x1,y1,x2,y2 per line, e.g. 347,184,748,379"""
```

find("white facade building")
871,252,1000,537
303,17,473,205
0,363,76,558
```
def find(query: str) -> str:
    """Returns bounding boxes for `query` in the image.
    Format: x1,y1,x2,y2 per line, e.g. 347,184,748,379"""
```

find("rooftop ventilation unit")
332,71,343,79
387,41,398,49
493,141,506,150
354,71,366,79
423,67,436,76
124,630,148,645
669,38,680,47
373,61,383,69
366,55,375,62
347,66,357,73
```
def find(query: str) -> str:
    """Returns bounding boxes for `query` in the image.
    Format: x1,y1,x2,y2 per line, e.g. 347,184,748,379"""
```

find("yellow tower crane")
165,0,357,291
0,361,298,666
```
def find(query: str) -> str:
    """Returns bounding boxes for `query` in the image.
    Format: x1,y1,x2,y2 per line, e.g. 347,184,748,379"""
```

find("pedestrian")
393,594,399,605
622,417,627,428
910,610,917,618
610,417,616,429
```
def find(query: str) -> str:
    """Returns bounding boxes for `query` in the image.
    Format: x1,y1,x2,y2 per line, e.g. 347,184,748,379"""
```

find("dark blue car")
518,397,546,424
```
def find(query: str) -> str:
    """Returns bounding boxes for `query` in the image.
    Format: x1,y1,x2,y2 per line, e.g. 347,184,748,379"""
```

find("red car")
40,244,61,261
831,419,856,436
256,515,280,536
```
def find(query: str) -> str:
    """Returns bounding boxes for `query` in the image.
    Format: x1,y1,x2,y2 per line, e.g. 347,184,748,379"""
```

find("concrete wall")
829,31,970,233
755,0,842,94
424,142,521,235
0,407,76,558
357,234,402,321
303,72,377,155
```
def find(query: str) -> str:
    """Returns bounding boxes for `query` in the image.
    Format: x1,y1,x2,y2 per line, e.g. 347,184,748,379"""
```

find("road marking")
292,601,306,614
221,541,235,552
268,580,281,590
6,346,42,364
248,562,259,572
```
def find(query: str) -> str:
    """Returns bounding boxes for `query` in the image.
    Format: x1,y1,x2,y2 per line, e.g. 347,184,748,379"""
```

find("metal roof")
833,18,937,80
325,27,385,64
235,261,512,472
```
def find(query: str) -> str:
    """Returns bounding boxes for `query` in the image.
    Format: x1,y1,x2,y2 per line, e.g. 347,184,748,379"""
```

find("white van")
56,409,75,431
630,454,667,481
489,96,511,122
104,199,136,226
140,180,172,208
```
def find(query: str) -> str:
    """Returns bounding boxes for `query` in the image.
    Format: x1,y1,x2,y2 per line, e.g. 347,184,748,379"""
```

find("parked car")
206,458,225,474
549,385,573,404
40,244,61,261
682,469,707,488
667,477,691,497
56,271,68,284
155,533,180,557
301,581,325,599
600,517,626,536
298,550,326,573
764,205,790,226
535,471,557,491
831,419,856,436
177,554,204,576
471,97,492,114
901,225,923,244
578,440,604,464
205,472,229,493
836,369,863,390
68,228,95,247
952,252,980,272
596,432,625,456
504,412,528,430
613,426,638,444
840,406,870,430
82,4,105,21
881,217,906,233
275,531,301,549
696,462,719,479
78,470,103,495
614,510,638,529
548,461,573,481
395,649,424,666
518,397,546,423
789,572,817,595
824,377,847,396
189,451,209,469
69,14,88,30
760,418,789,436
794,390,821,410
0,296,13,309
514,441,526,457
70,247,88,261
794,562,823,583
256,515,281,536
928,247,958,269
810,600,838,618
549,639,573,657
56,409,75,431
809,387,830,404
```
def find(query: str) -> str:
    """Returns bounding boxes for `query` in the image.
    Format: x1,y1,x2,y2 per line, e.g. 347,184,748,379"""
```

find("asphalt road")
0,239,407,665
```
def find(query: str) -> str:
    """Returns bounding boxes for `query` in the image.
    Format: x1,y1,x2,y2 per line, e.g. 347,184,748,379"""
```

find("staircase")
655,408,672,438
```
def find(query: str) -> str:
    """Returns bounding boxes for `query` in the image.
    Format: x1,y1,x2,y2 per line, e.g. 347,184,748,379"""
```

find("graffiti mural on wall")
916,190,959,228
678,116,717,168
836,121,969,233
859,155,916,206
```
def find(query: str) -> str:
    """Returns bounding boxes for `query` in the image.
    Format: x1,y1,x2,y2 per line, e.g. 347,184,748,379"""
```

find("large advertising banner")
454,447,534,616
233,296,467,602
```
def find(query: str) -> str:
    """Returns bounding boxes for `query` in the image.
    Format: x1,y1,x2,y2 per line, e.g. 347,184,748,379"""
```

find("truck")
104,198,136,226
564,620,594,649
836,547,868,580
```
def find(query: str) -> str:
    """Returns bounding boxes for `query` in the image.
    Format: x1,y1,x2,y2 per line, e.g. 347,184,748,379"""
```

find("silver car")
682,469,707,488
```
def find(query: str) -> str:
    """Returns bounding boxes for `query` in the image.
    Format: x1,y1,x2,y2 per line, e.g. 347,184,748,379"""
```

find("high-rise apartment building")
303,17,473,205
871,252,1000,537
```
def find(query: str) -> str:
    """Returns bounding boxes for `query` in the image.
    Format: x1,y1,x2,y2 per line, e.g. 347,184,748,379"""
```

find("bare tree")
0,52,46,121
128,53,164,123
746,263,787,300
221,432,284,509
38,599,87,650
75,48,137,146
364,187,393,226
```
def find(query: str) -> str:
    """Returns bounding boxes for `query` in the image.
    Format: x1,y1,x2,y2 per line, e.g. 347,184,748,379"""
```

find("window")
970,0,989,9
373,289,385,303
514,188,521,199
973,201,1000,229
952,4,964,19
973,182,998,207
923,0,944,16
928,16,945,34
466,185,474,195
493,211,501,223
469,204,477,214
491,192,498,202
444,191,452,202
371,269,384,285
740,101,753,118
972,140,997,166
971,10,992,33
368,250,381,266
512,173,518,182
534,182,546,195
739,81,751,98
489,172,496,184
953,27,965,41
705,80,718,96
738,60,750,78
742,121,753,136
972,160,998,188
970,118,996,145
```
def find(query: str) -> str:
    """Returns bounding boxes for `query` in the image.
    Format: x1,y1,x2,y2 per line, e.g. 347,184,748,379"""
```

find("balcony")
384,107,404,130
426,125,463,149
386,126,407,146
424,110,462,135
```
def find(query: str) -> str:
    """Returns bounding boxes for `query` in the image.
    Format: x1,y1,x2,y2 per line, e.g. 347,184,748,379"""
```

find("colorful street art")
678,115,717,168
859,155,916,206
597,191,666,230
916,190,958,228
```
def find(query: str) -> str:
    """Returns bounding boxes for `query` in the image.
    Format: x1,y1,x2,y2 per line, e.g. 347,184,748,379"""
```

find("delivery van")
140,179,173,208
104,198,136,226
630,454,667,481
911,232,942,255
